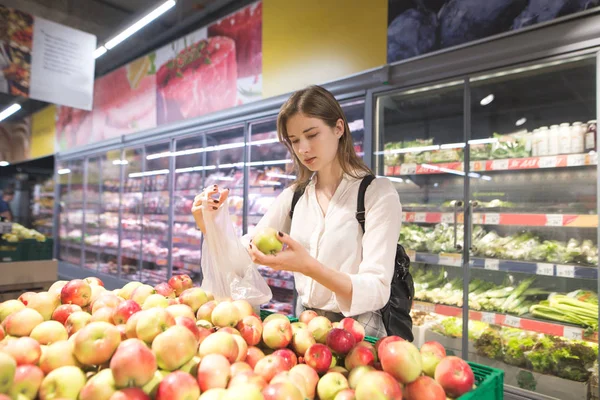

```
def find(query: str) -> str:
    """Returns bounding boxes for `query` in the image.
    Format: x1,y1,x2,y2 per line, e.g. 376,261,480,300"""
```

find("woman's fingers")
218,188,230,205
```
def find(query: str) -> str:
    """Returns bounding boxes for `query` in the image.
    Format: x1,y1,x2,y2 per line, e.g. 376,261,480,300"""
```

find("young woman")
192,85,402,337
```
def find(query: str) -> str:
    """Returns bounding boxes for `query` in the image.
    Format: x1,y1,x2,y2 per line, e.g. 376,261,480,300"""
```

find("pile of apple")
0,274,476,400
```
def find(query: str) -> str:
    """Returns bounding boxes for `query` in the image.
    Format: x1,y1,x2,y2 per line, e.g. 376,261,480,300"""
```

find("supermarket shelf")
407,250,598,279
412,300,597,343
403,211,598,228
386,152,598,176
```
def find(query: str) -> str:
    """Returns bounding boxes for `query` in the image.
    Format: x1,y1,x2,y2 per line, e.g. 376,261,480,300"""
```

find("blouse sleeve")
337,177,402,317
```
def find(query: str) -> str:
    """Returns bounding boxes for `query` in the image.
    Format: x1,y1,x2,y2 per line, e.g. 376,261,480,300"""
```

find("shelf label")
441,213,454,224
536,263,554,276
491,159,509,170
545,214,563,227
556,265,576,278
414,213,427,223
504,315,521,328
567,154,586,167
484,213,500,225
481,312,496,324
400,164,417,175
563,326,583,341
539,156,558,169
413,302,436,313
439,254,462,267
484,259,500,271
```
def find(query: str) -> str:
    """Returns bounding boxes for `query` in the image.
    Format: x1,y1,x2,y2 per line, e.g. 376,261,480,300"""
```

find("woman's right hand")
191,185,230,234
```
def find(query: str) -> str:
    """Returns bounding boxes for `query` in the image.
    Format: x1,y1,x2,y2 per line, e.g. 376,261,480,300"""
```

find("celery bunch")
530,294,599,330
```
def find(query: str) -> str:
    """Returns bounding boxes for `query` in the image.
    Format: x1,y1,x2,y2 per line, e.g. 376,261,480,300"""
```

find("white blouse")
244,174,403,317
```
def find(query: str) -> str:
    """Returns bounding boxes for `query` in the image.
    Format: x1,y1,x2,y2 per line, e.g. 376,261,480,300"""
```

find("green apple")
0,352,16,393
39,366,86,399
79,368,116,400
252,227,283,255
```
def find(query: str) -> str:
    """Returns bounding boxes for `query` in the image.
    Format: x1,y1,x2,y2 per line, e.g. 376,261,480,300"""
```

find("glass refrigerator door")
248,118,295,315
373,82,466,353
96,151,122,276
172,133,209,284
120,147,145,282
57,162,71,263
83,156,102,272
342,99,366,158
467,56,598,399
139,142,172,286
61,159,85,265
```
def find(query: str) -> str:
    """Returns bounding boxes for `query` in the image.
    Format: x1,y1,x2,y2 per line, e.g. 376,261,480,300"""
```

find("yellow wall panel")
30,105,56,159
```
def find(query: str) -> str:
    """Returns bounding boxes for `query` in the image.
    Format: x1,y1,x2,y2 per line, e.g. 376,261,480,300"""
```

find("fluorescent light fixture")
374,145,440,156
266,172,297,180
112,160,129,165
93,46,107,59
216,176,235,181
481,175,493,181
247,159,293,167
57,168,71,175
441,142,466,149
147,141,246,160
0,103,21,122
0,161,9,167
382,176,404,183
105,0,176,50
516,117,527,126
259,180,282,186
468,138,498,145
128,169,169,178
348,119,365,132
251,138,279,146
480,94,495,106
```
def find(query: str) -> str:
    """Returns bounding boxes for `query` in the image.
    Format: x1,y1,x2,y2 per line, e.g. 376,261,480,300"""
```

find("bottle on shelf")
536,126,549,156
531,129,540,157
585,120,597,152
558,122,572,154
548,124,560,155
570,121,585,154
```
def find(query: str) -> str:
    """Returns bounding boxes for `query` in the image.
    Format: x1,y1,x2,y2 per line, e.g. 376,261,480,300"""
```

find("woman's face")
286,113,344,172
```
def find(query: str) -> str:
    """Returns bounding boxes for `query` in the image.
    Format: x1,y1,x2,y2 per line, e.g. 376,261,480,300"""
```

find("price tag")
567,154,585,167
563,326,583,341
400,164,417,175
539,156,558,169
481,312,496,324
556,265,576,278
536,263,554,276
485,213,500,225
504,315,521,328
439,254,462,267
441,213,454,224
491,159,509,170
414,213,427,223
484,259,500,271
545,214,563,227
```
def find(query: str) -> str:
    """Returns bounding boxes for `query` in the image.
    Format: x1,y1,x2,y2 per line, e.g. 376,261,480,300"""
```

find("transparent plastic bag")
200,202,272,307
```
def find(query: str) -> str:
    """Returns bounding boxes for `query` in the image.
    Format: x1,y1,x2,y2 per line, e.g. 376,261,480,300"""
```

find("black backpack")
289,175,414,341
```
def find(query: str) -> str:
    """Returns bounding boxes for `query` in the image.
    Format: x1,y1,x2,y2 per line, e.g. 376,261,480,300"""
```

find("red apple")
110,338,157,388
262,318,293,349
197,300,218,322
263,313,288,324
52,304,82,325
232,334,248,362
0,336,41,365
48,281,69,298
271,371,308,399
254,354,288,383
228,370,267,391
339,318,365,343
9,364,44,399
290,364,318,399
347,365,374,390
64,311,91,337
135,308,176,345
119,282,143,300
273,349,297,370
212,301,242,328
74,321,122,366
154,283,176,299
167,274,193,296
219,327,241,336
110,387,150,400
380,340,422,384
156,371,200,400
39,365,86,399
223,385,264,400
317,371,349,400
178,287,209,313
231,361,253,377
174,316,201,343
420,341,446,377
344,345,375,371
232,300,255,318
197,353,231,391
197,325,213,346
355,370,402,400
334,388,356,400
326,328,356,355
152,325,197,371
307,316,333,344
246,346,266,369
0,299,25,322
89,285,107,306
79,368,117,400
18,292,36,305
304,343,333,374
292,328,316,356
2,308,44,337
237,315,263,346
125,311,144,339
199,331,239,363
299,310,318,325
0,325,4,341
263,381,304,400
60,279,92,307
142,294,169,310
112,300,142,325
375,335,404,354
91,307,116,324
130,285,157,307
166,304,195,320
84,276,104,287
30,320,68,345
0,352,16,394
434,356,474,398
405,375,447,400
39,340,79,374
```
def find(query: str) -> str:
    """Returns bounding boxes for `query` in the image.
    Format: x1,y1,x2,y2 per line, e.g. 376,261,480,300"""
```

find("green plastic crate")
0,240,29,262
27,239,54,261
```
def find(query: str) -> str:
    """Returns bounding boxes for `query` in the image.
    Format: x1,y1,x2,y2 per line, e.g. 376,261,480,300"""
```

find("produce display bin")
27,239,54,261
0,240,32,262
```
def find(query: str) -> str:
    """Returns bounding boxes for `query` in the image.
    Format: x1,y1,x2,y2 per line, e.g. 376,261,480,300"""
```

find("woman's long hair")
277,85,372,190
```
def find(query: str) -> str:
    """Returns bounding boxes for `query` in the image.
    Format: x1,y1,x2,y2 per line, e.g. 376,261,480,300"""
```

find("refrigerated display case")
373,54,598,400
31,178,54,238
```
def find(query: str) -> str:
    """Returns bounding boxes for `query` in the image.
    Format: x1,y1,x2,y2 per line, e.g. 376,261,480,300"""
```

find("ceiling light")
0,161,9,167
0,104,21,122
105,0,176,50
480,94,494,106
93,46,107,59
515,117,527,126
468,138,499,145
57,168,71,175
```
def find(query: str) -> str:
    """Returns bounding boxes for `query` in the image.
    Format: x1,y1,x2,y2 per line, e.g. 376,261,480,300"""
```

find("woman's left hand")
248,232,315,275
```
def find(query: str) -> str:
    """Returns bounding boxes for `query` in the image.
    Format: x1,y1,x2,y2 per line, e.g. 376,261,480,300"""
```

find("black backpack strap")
289,186,305,219
356,175,376,233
